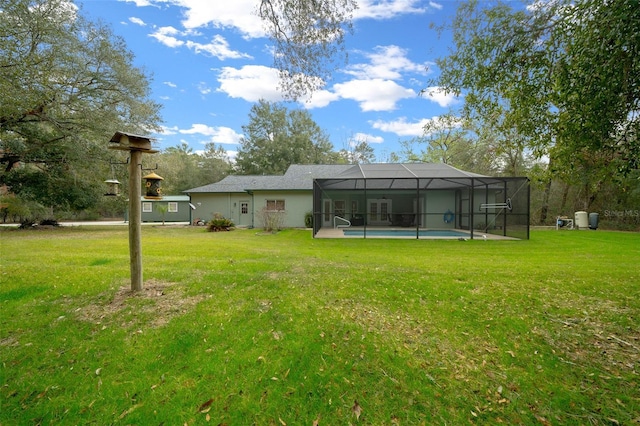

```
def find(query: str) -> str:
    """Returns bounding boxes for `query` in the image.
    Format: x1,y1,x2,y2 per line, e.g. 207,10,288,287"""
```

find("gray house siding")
190,192,252,227
251,191,311,228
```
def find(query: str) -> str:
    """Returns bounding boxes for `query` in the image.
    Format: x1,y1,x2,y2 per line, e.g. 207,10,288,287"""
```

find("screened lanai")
312,163,530,240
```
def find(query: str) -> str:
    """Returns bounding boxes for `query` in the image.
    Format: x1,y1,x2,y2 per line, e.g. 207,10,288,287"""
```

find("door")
457,190,469,229
367,199,392,225
322,199,332,227
239,200,250,226
322,199,348,227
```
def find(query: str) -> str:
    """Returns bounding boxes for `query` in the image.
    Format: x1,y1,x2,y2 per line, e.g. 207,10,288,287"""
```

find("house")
185,165,353,228
125,195,193,223
185,164,530,239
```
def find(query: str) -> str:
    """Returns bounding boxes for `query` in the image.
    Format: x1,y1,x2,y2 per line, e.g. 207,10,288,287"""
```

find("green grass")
1,226,639,425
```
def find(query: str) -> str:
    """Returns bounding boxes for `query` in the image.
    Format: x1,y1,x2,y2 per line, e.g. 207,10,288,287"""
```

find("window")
168,202,178,212
351,200,358,215
266,199,285,211
241,202,249,214
334,200,345,218
142,202,152,213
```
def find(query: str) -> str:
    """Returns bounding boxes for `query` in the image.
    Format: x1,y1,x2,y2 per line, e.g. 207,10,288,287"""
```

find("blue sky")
78,0,460,161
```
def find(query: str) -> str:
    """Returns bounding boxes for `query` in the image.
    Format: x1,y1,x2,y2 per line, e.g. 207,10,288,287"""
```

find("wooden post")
129,149,143,292
109,131,157,292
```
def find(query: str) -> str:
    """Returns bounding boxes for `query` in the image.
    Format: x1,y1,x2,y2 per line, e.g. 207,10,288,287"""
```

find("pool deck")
314,226,517,240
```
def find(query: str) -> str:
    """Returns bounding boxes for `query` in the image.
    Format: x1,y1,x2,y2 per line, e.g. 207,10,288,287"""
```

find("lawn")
1,226,638,425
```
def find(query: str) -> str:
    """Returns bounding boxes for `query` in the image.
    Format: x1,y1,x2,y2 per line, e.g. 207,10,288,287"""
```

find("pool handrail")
333,216,351,228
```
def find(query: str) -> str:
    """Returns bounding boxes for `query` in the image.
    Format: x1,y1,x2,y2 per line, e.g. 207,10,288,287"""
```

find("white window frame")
168,202,178,213
142,202,152,213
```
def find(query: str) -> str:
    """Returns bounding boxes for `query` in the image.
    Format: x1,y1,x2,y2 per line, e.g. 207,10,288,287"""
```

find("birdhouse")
109,131,158,153
143,172,164,199
104,179,121,196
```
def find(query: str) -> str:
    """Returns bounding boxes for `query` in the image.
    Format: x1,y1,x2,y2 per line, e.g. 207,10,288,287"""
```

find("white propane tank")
574,211,588,230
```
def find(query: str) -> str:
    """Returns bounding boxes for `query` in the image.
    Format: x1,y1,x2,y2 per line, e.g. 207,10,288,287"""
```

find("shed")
125,195,192,223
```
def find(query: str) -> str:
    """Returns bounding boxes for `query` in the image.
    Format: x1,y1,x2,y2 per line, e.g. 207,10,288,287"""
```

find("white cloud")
371,117,434,137
128,16,146,26
185,34,252,60
137,1,264,38
149,26,249,60
300,90,341,109
119,0,155,6
333,79,415,111
217,65,284,103
197,82,212,95
208,127,243,145
123,0,434,37
179,124,243,145
158,125,179,135
149,26,184,48
355,0,428,19
163,81,177,88
352,132,384,144
429,1,443,11
345,45,432,80
423,86,460,108
179,124,214,135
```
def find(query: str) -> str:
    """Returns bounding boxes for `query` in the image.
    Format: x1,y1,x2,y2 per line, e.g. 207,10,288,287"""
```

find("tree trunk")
559,182,570,214
539,179,552,224
539,158,553,224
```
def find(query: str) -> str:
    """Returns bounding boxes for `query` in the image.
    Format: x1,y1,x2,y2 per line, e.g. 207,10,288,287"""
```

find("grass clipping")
77,280,205,329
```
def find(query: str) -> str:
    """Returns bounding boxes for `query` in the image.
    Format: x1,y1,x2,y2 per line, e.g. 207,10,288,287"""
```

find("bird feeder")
143,172,164,199
104,179,121,196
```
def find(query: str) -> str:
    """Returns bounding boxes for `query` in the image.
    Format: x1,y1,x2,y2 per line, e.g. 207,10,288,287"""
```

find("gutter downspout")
247,190,254,228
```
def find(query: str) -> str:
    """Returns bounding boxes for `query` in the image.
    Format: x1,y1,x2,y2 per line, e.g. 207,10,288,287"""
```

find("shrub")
304,211,313,228
207,213,235,232
257,207,285,233
18,219,36,229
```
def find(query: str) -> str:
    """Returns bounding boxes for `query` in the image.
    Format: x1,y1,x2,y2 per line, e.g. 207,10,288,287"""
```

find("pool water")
342,229,469,237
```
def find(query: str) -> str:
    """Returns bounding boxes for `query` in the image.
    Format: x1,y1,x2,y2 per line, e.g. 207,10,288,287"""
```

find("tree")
338,135,376,164
394,113,494,175
434,0,640,209
258,0,357,100
0,0,162,217
154,142,232,194
235,100,337,175
200,142,234,184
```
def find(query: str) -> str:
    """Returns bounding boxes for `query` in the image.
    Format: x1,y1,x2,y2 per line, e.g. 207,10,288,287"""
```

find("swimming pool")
342,229,469,238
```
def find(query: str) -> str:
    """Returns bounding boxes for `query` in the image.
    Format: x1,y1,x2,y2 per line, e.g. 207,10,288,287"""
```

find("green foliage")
258,0,356,100
338,135,376,164
0,0,162,214
304,211,313,228
153,142,232,194
235,100,339,175
0,194,46,223
435,0,640,205
0,227,639,424
206,213,235,232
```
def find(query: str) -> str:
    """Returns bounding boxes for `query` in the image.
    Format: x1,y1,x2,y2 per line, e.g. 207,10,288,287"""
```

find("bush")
304,211,313,228
18,219,36,229
257,207,285,233
207,213,235,232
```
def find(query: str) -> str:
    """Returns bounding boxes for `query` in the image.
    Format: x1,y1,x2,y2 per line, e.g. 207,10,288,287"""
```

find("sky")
77,0,461,162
